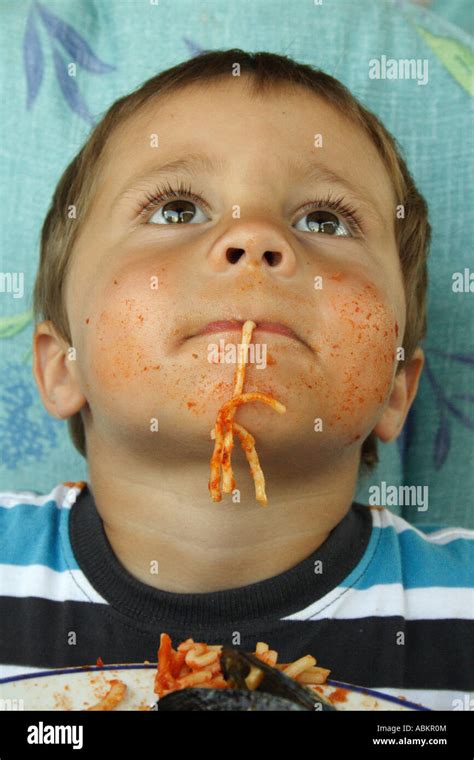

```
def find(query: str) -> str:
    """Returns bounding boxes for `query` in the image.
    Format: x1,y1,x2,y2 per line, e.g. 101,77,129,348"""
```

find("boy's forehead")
100,80,395,220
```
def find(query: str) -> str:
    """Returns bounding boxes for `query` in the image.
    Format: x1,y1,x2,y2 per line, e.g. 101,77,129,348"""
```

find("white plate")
0,664,430,711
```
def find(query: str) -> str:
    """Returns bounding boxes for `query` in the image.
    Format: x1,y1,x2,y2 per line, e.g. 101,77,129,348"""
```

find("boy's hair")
32,49,431,472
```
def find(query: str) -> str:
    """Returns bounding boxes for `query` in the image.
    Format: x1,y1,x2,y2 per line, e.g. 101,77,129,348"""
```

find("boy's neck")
86,446,360,594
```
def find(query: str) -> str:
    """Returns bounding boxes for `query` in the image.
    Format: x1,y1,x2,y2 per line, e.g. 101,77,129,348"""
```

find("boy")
1,49,473,711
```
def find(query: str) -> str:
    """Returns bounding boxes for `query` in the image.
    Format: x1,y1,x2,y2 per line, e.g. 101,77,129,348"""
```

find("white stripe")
375,508,474,544
5,565,470,619
413,527,474,544
282,584,474,621
0,663,50,682
0,564,108,605
5,567,470,620
372,686,473,712
0,484,83,510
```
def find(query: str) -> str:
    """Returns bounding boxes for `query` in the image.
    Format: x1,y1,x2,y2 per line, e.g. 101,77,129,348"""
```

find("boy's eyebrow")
113,152,222,204
288,159,385,223
114,151,386,223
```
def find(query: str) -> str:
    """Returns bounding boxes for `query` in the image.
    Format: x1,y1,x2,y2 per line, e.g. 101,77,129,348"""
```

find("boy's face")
62,78,407,472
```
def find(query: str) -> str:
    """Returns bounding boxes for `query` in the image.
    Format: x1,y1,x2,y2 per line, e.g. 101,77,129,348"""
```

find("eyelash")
137,180,364,235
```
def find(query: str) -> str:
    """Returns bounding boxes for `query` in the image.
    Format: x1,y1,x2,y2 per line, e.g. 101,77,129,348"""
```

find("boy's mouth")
190,319,311,350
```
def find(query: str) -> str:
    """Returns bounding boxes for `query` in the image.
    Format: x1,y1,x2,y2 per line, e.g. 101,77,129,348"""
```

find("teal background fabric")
0,0,473,527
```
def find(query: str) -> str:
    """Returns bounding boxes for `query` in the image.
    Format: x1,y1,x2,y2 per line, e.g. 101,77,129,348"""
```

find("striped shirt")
0,481,473,711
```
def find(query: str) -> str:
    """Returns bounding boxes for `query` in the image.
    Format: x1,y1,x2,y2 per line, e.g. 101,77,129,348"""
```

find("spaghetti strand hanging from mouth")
208,320,286,505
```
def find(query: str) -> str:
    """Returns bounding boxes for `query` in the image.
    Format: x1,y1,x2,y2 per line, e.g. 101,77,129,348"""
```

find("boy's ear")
32,320,86,420
373,346,424,443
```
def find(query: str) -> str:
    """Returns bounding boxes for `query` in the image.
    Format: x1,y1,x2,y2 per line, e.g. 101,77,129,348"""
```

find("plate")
0,664,430,711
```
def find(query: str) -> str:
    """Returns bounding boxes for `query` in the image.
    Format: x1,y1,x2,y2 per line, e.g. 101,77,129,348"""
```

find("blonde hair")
32,49,431,471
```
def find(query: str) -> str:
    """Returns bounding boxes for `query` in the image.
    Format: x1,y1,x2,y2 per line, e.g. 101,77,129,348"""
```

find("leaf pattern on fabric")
0,363,59,469
51,44,94,124
423,351,474,470
396,403,416,463
415,25,474,97
22,1,115,123
434,412,450,470
23,7,44,108
0,311,33,339
36,1,115,74
183,37,204,56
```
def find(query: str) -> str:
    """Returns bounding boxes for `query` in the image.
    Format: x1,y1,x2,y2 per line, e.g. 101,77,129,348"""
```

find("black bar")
0,708,471,757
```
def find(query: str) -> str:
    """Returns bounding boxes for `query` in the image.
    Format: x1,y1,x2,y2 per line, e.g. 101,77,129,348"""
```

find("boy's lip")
192,319,308,346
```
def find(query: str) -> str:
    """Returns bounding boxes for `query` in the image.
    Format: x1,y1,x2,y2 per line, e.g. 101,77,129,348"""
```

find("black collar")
69,483,372,628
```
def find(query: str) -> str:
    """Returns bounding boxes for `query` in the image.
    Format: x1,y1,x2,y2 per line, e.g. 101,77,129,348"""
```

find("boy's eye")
138,181,210,225
294,209,351,237
148,199,209,225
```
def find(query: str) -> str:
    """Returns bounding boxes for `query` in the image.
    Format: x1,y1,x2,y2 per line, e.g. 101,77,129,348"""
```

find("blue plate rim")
325,678,431,711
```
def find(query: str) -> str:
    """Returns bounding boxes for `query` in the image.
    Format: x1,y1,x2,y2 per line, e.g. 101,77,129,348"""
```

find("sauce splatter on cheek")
89,302,164,388
320,281,398,438
86,295,246,419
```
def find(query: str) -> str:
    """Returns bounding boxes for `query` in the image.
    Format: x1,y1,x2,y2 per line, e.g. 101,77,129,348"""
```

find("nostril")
226,248,245,264
226,249,283,266
264,251,282,267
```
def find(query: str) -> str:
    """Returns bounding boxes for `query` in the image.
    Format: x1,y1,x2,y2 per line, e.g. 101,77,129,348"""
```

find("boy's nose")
206,220,299,277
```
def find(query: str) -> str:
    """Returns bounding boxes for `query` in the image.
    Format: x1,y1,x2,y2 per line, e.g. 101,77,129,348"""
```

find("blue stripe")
342,525,474,590
0,502,76,571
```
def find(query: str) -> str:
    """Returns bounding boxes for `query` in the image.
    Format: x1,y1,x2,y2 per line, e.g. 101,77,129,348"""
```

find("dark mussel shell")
219,647,336,711
157,687,308,711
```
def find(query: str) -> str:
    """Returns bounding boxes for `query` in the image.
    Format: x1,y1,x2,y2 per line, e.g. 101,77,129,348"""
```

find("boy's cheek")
325,281,399,362
81,301,167,390
76,263,182,390
316,281,399,438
